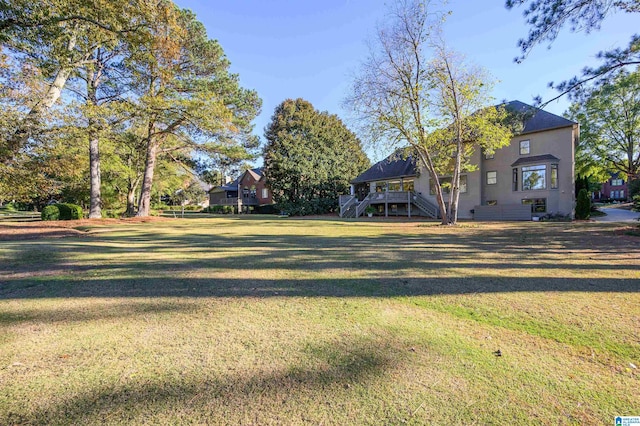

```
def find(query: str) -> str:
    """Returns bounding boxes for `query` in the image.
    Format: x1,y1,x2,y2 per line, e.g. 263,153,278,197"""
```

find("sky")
175,0,638,163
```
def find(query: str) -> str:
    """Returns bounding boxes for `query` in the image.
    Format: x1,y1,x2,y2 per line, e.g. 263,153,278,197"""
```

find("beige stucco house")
340,101,578,221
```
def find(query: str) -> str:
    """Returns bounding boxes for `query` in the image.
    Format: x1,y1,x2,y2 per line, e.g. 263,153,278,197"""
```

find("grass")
0,217,639,425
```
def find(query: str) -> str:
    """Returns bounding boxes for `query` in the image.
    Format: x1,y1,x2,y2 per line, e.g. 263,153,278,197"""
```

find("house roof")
511,154,560,167
504,100,576,135
352,101,574,184
209,167,264,193
351,150,417,184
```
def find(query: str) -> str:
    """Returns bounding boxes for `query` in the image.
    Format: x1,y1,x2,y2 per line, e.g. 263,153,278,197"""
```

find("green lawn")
1,217,639,425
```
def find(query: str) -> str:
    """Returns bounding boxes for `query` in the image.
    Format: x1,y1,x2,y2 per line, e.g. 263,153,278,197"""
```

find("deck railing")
339,195,356,218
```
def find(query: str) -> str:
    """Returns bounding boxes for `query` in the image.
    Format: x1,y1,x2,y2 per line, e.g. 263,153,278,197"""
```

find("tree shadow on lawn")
4,336,407,425
1,222,638,301
1,275,638,303
0,299,199,326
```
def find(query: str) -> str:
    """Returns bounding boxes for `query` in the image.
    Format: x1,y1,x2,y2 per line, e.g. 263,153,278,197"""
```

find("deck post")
385,191,388,217
408,191,411,218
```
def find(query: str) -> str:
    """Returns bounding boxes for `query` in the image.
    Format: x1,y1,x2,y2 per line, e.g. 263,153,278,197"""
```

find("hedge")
575,189,591,220
206,205,236,214
41,205,60,221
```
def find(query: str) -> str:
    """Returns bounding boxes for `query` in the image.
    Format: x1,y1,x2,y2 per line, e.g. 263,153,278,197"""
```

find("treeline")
0,0,261,217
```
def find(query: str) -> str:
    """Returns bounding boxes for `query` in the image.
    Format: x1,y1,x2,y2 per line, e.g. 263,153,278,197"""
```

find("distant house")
208,168,273,213
340,100,578,221
592,172,629,202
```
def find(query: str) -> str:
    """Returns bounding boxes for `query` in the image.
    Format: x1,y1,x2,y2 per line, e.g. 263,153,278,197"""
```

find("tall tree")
347,0,513,225
506,0,640,102
263,98,370,216
130,4,260,217
0,0,147,162
566,69,640,182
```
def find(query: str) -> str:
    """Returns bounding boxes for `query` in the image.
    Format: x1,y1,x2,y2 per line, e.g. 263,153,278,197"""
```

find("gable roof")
504,100,576,135
243,167,263,182
209,167,264,193
351,150,416,184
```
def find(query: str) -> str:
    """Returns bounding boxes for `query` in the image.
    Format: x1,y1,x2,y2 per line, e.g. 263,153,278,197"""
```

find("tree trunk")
87,49,103,219
88,128,102,218
1,25,78,163
416,148,448,225
126,176,141,216
137,134,159,217
448,137,463,225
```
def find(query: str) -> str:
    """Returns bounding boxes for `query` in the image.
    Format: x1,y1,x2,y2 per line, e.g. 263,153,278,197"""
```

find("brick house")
208,168,273,213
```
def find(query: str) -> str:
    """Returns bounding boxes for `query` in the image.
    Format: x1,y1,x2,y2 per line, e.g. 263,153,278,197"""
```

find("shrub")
68,204,83,219
103,209,122,218
630,179,640,199
575,188,591,220
41,205,60,221
632,194,640,212
205,205,237,214
54,203,83,220
256,204,278,214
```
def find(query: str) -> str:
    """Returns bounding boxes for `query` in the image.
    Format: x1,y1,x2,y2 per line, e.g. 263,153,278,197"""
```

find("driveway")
593,206,640,222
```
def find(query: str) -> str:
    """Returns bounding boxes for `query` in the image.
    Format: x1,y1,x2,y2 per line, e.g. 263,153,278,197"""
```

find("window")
242,187,249,198
522,198,546,213
375,181,386,192
262,188,268,198
486,171,497,185
250,185,257,198
430,175,468,194
522,165,546,190
551,164,558,189
485,152,494,160
621,190,625,199
512,168,518,191
519,140,530,155
388,180,401,191
459,175,467,193
487,200,497,206
402,179,414,192
610,190,615,199
611,178,623,186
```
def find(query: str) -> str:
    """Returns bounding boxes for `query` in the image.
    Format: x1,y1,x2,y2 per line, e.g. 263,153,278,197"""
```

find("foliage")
130,4,261,217
0,1,261,217
632,194,640,212
506,0,640,102
263,98,370,216
172,180,207,206
255,204,277,214
365,205,377,214
575,188,591,219
574,175,590,198
0,0,149,162
566,69,640,182
54,202,83,220
206,205,236,214
630,178,640,199
41,205,60,221
347,0,513,224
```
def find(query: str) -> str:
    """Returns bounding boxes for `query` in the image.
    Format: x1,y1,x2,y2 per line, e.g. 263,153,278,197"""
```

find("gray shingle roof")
511,154,560,167
504,100,576,135
352,101,574,184
351,150,417,183
211,167,263,192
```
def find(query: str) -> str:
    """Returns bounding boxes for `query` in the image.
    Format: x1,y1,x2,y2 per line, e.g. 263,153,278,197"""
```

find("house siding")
347,101,578,220
480,126,576,217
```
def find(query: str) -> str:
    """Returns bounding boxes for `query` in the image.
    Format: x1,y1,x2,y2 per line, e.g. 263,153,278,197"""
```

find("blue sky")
176,0,637,162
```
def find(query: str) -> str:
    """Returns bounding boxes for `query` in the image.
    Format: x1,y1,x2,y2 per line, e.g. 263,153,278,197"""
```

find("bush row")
204,205,236,214
41,203,84,221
